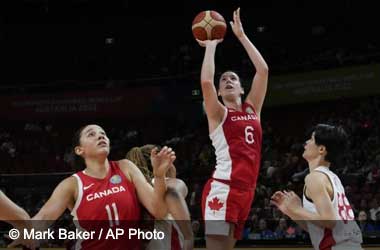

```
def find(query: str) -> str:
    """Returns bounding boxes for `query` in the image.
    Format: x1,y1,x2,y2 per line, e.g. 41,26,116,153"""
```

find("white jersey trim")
209,106,228,138
209,107,232,180
71,174,83,219
71,174,84,250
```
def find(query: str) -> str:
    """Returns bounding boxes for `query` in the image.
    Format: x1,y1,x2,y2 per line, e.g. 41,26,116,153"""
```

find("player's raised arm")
196,39,226,131
193,11,228,132
231,8,268,118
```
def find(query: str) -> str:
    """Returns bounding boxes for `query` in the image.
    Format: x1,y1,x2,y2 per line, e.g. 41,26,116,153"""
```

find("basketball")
192,10,227,41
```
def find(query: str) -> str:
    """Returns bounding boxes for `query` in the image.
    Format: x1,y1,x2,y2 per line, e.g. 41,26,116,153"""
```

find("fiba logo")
110,175,122,184
245,107,254,114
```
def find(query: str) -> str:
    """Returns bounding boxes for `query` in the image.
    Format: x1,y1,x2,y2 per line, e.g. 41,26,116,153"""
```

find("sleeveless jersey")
210,102,262,189
71,161,141,250
303,166,362,250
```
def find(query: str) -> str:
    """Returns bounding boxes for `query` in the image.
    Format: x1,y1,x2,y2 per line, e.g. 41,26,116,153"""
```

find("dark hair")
69,125,88,170
217,70,240,86
313,124,348,166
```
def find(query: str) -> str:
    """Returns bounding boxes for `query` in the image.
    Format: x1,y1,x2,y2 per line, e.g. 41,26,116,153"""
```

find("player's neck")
308,158,330,172
224,98,242,111
84,158,110,179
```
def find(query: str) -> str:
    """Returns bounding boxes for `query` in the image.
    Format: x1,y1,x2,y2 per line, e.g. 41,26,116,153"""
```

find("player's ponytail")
126,146,153,182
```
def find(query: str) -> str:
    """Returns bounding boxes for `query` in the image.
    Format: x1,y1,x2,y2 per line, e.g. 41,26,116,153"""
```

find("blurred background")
0,0,379,248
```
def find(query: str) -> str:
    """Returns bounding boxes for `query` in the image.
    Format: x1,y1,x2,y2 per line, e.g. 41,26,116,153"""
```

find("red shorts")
201,178,255,239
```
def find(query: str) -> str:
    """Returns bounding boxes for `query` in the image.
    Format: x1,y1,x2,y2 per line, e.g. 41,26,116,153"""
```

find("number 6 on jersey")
245,126,255,144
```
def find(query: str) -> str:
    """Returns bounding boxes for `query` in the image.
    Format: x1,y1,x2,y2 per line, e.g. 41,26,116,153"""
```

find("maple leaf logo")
208,196,224,214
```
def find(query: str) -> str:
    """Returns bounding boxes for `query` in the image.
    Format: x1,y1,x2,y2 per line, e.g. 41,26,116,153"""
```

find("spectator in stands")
274,217,296,239
258,218,275,240
358,210,376,235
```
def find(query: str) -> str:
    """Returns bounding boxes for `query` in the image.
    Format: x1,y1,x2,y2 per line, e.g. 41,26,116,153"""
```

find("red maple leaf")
208,197,224,213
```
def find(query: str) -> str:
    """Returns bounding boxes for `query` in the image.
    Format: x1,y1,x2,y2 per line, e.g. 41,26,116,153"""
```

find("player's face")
218,72,244,100
77,125,110,158
302,132,321,161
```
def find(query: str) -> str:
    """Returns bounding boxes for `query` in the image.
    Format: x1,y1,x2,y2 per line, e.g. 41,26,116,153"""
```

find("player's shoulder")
114,159,133,181
53,176,77,197
117,159,133,169
61,175,77,186
305,171,330,186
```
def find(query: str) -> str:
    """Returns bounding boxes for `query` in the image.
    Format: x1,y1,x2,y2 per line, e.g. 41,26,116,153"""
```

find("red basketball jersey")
210,102,262,189
72,161,141,250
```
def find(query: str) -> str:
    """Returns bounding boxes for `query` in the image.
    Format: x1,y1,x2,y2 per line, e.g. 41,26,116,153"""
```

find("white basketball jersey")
303,166,363,250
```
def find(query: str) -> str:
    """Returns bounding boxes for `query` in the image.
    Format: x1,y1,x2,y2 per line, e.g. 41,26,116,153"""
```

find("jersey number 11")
105,203,120,227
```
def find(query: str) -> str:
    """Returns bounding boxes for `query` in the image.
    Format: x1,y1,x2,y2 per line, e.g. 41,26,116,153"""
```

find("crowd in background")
1,94,380,246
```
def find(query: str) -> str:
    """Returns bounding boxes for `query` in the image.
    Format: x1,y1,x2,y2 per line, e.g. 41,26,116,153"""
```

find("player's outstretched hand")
230,8,245,39
151,146,176,178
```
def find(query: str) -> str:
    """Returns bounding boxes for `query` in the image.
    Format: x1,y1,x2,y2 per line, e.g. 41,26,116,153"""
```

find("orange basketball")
192,10,227,41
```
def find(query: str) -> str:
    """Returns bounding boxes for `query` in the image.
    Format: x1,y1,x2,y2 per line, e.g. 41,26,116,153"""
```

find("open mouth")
225,84,234,90
97,141,107,147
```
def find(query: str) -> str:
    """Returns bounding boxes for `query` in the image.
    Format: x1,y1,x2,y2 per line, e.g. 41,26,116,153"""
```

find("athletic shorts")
201,178,255,239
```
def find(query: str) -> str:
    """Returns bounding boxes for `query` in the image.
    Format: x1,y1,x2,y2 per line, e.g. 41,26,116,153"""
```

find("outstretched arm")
8,177,75,249
197,39,226,133
0,191,37,249
271,191,308,232
0,190,30,227
32,177,76,228
231,8,268,118
271,173,337,229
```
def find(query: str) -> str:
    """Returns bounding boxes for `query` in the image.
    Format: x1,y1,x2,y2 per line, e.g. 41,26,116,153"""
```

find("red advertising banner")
0,87,162,120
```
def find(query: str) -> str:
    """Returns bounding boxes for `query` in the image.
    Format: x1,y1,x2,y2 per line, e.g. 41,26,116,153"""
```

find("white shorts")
331,242,363,250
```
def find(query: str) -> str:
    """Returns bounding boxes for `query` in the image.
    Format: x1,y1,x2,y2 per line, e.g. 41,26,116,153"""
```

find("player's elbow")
256,65,269,76
201,80,213,87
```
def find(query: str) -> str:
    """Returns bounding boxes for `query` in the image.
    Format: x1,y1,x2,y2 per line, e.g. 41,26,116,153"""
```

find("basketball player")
271,124,363,250
10,124,175,250
196,8,269,250
0,191,37,249
127,145,193,250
